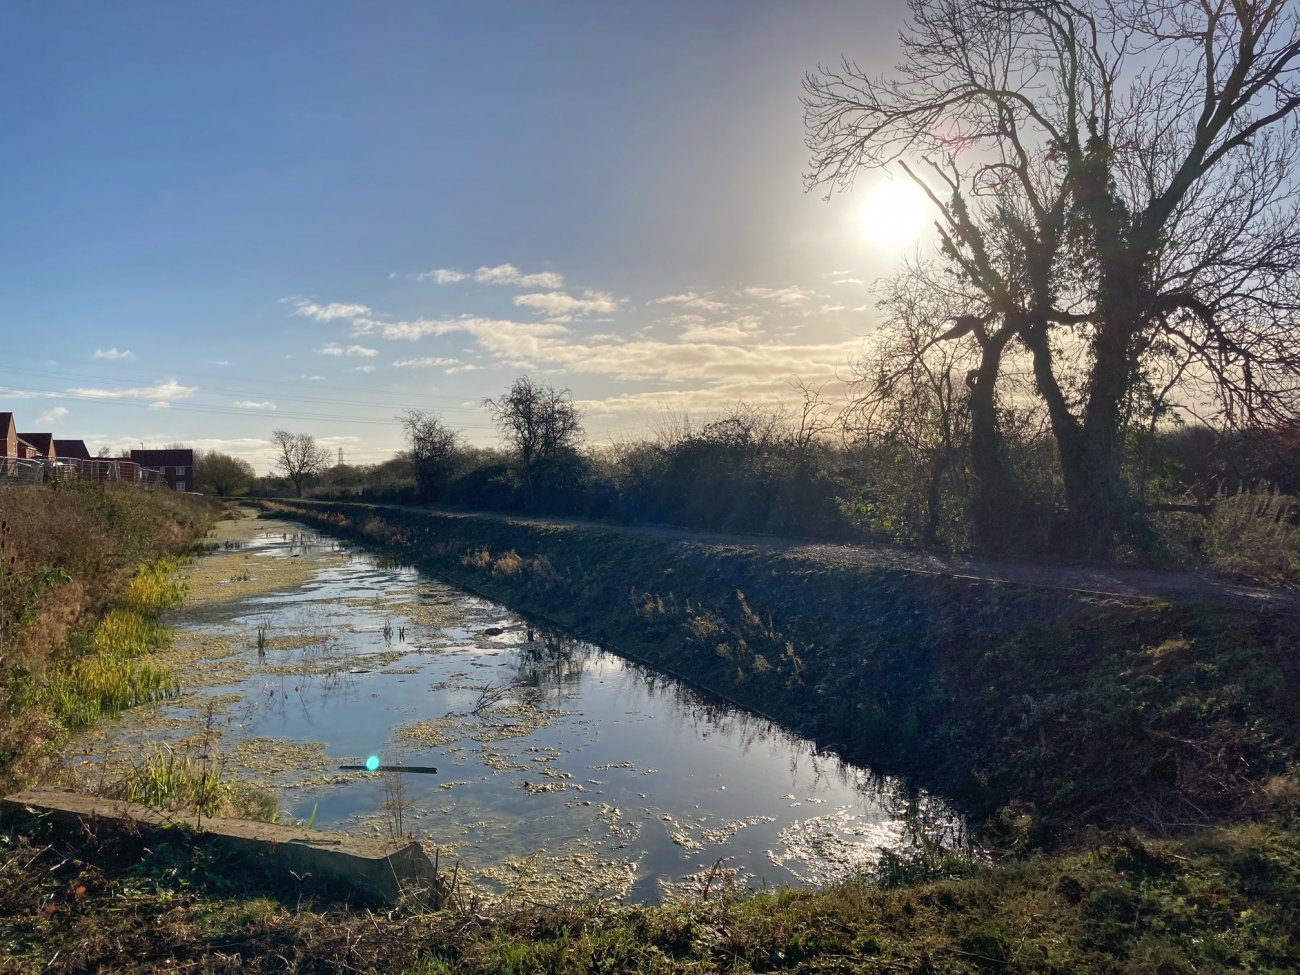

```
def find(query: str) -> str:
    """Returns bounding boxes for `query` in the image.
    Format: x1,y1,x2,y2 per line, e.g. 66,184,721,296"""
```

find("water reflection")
87,522,970,905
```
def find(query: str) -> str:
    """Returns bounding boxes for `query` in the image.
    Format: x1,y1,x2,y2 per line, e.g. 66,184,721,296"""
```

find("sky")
0,1,928,472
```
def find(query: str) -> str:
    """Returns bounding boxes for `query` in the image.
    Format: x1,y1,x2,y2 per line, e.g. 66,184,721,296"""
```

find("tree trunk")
922,449,946,549
966,331,1020,553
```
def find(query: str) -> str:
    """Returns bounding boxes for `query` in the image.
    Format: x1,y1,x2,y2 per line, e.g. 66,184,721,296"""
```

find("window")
175,466,187,476
176,481,187,492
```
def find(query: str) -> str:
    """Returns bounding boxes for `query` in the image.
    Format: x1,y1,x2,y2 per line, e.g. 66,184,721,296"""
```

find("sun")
860,179,930,247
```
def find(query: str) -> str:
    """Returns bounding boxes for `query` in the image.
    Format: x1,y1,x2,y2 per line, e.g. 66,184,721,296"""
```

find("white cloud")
418,268,468,284
233,400,277,411
389,315,860,386
148,401,171,410
742,286,816,305
351,364,377,373
290,299,373,322
317,343,379,358
93,347,134,361
34,406,70,425
649,291,729,312
357,315,570,344
392,356,461,369
418,263,565,288
445,363,479,374
475,263,565,288
828,271,867,286
209,359,232,366
513,289,619,317
677,320,761,343
68,379,196,402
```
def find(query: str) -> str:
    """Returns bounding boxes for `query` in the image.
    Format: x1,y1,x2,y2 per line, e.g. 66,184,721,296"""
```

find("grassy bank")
0,481,215,792
262,500,1300,843
2,494,1297,973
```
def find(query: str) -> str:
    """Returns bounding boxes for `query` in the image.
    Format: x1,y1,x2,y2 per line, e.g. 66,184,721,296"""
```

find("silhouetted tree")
484,377,584,508
806,0,1300,557
271,430,330,498
845,273,977,549
397,409,461,501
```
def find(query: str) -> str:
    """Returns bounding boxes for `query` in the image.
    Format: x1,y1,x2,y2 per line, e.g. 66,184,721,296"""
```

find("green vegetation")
120,743,232,817
2,487,1297,971
1,816,1296,972
268,501,1300,840
41,558,189,728
288,383,1300,582
0,482,214,792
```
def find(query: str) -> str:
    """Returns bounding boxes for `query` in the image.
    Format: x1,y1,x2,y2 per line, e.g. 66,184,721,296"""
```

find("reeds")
44,559,187,728
123,557,189,613
121,743,232,817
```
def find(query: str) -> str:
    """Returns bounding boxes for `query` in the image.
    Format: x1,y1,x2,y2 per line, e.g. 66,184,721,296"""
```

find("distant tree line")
253,371,1297,580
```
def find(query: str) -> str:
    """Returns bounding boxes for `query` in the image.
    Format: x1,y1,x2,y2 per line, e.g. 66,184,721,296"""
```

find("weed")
1205,489,1300,583
491,549,525,577
383,763,412,841
121,742,233,817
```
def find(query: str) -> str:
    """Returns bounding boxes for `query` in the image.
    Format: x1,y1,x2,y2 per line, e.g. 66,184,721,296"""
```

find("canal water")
71,512,965,905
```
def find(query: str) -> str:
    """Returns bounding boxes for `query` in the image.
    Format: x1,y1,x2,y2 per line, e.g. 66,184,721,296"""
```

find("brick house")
130,448,195,491
53,439,91,460
17,432,55,460
0,413,16,460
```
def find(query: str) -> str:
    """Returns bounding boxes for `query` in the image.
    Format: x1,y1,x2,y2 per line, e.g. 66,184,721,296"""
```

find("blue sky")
0,1,921,471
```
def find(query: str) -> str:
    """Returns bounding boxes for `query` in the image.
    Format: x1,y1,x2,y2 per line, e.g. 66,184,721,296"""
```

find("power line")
0,362,487,414
0,382,502,430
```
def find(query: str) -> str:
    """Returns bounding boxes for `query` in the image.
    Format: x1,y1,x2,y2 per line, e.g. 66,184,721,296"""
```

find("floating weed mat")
42,559,188,729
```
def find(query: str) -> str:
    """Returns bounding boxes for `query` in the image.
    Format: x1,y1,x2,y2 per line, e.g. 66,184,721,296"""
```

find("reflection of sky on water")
150,527,967,902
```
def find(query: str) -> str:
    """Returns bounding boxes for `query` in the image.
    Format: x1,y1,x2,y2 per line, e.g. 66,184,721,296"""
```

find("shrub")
1204,490,1300,583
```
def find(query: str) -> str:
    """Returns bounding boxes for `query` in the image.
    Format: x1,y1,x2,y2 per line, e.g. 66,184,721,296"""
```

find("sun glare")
860,179,930,247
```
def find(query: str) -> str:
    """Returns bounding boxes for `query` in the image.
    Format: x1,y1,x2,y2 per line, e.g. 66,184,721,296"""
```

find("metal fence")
0,457,167,489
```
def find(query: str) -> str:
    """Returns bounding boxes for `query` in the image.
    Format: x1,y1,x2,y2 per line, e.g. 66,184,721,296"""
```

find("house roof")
53,439,91,460
0,412,13,435
130,449,194,468
18,433,55,457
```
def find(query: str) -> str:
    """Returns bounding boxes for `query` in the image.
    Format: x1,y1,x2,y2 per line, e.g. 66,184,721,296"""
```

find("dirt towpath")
272,500,1299,612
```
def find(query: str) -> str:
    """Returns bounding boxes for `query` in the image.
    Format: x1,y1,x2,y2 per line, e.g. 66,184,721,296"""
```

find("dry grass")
1205,489,1300,583
0,483,215,792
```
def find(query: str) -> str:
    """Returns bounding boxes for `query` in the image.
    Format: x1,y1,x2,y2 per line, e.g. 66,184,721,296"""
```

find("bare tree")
397,409,461,502
271,430,330,498
483,377,584,507
845,273,979,548
806,0,1300,557
789,378,836,454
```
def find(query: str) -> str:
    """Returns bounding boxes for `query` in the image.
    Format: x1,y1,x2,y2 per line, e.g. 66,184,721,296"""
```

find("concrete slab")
1,788,444,906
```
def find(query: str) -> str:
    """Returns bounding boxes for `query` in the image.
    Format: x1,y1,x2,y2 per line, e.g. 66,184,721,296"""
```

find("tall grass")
122,744,231,817
1205,489,1300,583
43,559,188,729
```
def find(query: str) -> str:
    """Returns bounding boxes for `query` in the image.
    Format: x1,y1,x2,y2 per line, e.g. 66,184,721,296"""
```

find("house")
0,413,16,459
53,439,91,460
17,432,55,460
0,414,39,460
130,448,195,491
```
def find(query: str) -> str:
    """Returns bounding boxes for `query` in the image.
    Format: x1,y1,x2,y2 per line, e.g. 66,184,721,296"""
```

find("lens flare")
365,754,381,772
